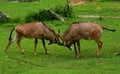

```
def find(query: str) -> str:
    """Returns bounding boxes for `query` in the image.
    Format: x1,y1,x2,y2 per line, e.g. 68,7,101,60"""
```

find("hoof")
22,52,25,55
34,53,37,56
21,49,25,54
45,51,50,55
4,48,8,53
21,51,25,54
76,55,80,58
114,52,120,55
75,54,81,58
4,50,8,53
96,53,101,57
96,52,100,57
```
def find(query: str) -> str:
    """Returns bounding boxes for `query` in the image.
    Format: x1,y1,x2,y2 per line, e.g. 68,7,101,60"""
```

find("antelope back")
62,22,103,45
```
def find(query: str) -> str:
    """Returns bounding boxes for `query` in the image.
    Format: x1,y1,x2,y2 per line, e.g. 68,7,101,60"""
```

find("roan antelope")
4,22,60,55
59,22,116,58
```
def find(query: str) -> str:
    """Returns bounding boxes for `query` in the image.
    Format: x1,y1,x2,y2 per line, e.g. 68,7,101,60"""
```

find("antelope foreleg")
73,42,77,57
42,39,50,54
34,38,38,56
77,41,80,58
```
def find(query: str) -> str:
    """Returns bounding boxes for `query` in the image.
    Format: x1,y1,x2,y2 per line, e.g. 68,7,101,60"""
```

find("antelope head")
56,30,73,50
48,30,62,45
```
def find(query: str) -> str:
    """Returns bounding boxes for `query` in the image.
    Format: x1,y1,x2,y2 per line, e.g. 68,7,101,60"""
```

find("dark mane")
42,22,56,35
72,21,87,24
63,21,80,37
72,21,80,24
63,26,71,37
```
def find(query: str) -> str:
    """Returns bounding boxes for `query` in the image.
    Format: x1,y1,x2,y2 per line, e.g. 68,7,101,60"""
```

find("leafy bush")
25,9,59,22
54,4,73,18
25,0,73,22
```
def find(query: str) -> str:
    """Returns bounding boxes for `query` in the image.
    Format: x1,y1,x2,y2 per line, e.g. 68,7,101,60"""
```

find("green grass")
0,0,120,74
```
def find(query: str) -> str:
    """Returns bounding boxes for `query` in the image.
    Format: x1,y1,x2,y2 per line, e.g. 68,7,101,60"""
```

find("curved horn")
57,30,63,40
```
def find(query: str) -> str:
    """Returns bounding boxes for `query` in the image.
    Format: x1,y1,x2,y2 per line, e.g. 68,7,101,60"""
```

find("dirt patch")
78,15,120,19
69,0,85,6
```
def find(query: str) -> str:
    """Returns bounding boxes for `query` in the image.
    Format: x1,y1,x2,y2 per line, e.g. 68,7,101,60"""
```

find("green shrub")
54,4,73,18
25,0,73,22
25,9,58,22
54,0,73,17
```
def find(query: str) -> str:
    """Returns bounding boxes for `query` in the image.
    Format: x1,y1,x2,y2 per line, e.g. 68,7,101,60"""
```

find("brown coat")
61,22,115,58
5,22,59,56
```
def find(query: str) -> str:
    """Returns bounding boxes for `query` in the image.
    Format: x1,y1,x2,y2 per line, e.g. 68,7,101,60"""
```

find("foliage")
0,1,120,74
24,9,51,22
25,0,73,22
25,9,66,23
54,0,73,18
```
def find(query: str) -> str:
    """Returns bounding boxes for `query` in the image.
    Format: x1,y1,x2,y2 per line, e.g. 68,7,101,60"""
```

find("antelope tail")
9,27,15,41
102,27,116,32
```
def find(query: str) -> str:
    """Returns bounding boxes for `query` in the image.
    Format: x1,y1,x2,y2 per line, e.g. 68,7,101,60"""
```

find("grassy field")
0,0,120,74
